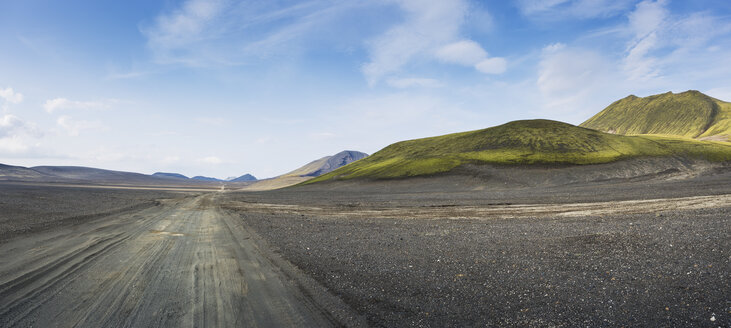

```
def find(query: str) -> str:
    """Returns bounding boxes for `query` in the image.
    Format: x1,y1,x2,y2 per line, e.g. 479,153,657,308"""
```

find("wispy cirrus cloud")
530,0,731,121
56,116,106,136
143,0,505,85
362,0,505,85
516,0,635,19
536,43,616,120
44,98,116,113
142,0,360,66
386,77,443,89
622,0,731,82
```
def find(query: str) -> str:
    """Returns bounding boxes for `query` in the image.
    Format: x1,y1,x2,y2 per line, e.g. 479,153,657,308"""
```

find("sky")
1,0,730,179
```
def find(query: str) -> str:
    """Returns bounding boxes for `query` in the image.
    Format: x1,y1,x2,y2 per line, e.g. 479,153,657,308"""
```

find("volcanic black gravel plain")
0,164,729,327
0,183,185,242
219,167,731,327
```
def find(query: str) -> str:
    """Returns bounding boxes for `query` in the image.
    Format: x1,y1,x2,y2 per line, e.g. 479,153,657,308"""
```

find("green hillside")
580,90,731,141
306,119,731,182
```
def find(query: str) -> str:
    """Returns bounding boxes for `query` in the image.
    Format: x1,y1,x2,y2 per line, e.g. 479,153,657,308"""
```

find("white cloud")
475,57,507,74
200,156,222,164
623,0,667,81
0,87,24,104
361,0,468,85
143,0,359,65
527,0,731,123
536,45,617,121
0,135,32,153
363,1,506,85
56,116,105,136
627,0,666,38
0,114,41,154
543,42,566,53
0,114,25,138
241,3,360,57
0,114,41,138
147,0,227,47
44,98,113,113
516,0,635,19
386,77,443,88
516,0,569,15
435,40,488,66
143,0,229,65
435,40,506,75
620,0,731,83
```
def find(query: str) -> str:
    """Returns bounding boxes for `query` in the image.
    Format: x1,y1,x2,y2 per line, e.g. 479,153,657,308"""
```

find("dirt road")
0,194,338,327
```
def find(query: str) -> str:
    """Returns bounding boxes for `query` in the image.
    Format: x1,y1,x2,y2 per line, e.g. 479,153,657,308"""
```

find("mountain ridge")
580,90,731,141
0,165,247,187
238,150,368,190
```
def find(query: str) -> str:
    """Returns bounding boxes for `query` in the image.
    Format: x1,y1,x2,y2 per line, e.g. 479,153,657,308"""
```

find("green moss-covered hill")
306,119,731,182
580,90,731,141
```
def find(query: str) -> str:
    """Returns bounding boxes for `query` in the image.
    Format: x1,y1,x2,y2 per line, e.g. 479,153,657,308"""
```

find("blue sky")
1,0,730,179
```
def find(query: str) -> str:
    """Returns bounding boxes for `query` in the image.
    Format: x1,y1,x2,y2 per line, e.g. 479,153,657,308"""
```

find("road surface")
0,194,336,327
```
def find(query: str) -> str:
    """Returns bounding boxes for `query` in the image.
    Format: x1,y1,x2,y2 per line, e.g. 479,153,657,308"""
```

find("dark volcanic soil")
220,171,731,327
0,183,185,242
1,167,729,327
224,206,729,327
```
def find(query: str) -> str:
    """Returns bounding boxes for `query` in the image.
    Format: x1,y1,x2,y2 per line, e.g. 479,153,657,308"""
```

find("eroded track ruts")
0,194,336,327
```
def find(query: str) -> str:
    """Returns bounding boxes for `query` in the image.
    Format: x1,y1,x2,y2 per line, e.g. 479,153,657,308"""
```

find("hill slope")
31,166,157,182
307,119,731,183
152,172,189,179
238,150,367,190
580,90,731,141
282,150,368,177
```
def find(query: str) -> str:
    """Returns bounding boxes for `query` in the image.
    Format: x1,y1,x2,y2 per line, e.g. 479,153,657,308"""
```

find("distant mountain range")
0,165,197,186
0,164,257,187
152,172,258,182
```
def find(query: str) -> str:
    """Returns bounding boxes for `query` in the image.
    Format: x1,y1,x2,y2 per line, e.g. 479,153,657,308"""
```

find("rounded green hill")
307,119,731,182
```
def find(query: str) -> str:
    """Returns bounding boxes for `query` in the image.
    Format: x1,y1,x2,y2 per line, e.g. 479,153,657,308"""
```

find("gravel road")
0,192,346,327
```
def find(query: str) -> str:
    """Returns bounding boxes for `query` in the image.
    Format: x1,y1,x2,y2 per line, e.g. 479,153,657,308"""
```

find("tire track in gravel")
0,193,337,327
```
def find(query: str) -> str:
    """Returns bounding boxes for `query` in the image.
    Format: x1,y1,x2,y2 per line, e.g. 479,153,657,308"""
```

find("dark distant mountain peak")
304,150,368,177
229,174,257,182
152,172,189,179
192,176,222,182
